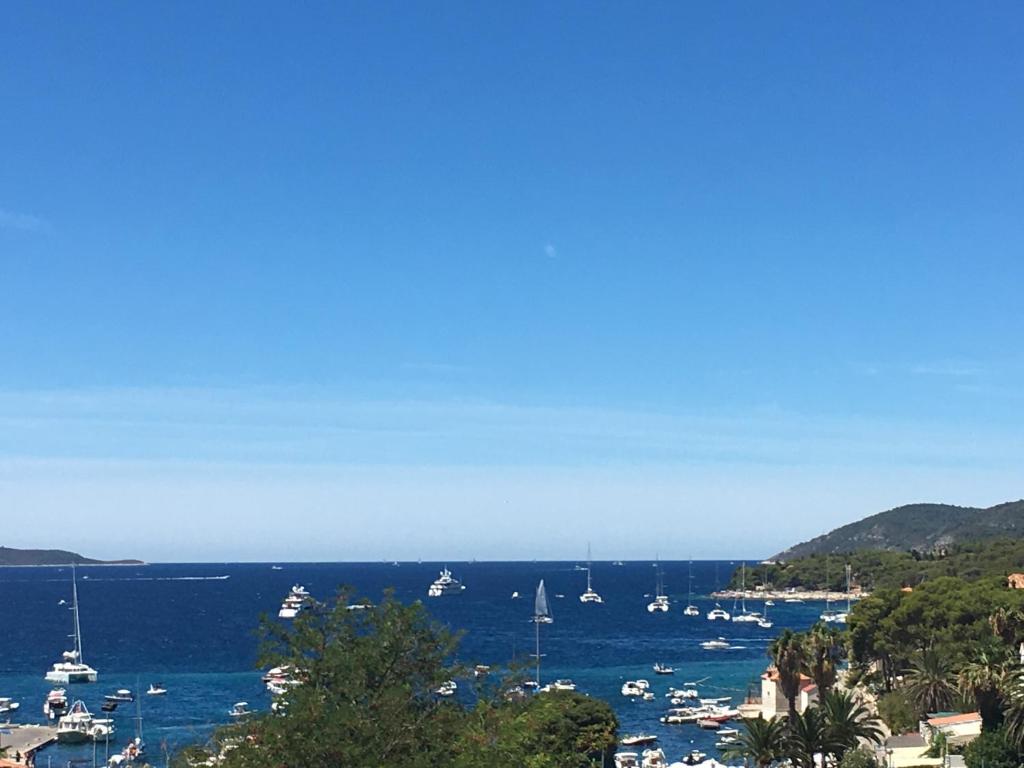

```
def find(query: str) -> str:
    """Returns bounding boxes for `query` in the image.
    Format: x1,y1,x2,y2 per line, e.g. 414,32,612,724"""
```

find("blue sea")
0,561,830,765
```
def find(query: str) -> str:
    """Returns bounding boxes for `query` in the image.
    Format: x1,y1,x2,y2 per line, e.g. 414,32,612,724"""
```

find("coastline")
711,588,865,602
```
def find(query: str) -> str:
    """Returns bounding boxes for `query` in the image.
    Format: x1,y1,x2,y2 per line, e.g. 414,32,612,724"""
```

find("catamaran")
45,565,98,684
647,561,669,613
822,563,851,624
579,544,603,603
683,560,700,616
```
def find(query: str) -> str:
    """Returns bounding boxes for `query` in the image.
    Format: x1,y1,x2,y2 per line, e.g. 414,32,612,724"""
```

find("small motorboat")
641,747,668,768
614,752,640,768
434,680,457,697
621,734,658,747
700,638,731,650
229,701,251,718
44,688,68,720
101,700,118,712
621,680,651,697
540,679,576,692
473,664,491,678
105,689,134,703
683,750,707,765
698,718,721,729
653,663,674,675
0,697,19,715
146,684,168,696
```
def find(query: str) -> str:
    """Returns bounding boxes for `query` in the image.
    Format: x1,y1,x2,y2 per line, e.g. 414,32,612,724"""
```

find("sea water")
0,561,831,764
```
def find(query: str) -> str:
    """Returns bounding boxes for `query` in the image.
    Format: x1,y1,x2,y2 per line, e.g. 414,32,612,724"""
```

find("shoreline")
711,588,865,602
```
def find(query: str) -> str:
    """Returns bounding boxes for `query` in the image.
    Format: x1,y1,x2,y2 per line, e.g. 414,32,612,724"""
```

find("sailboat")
757,596,773,629
45,564,98,684
579,544,603,604
532,580,552,688
647,561,669,613
683,560,700,616
732,563,762,623
822,564,851,624
819,559,844,623
113,681,147,764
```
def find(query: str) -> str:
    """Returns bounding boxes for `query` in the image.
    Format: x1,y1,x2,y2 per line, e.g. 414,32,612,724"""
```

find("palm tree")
722,715,789,768
787,707,840,768
904,649,957,714
820,689,885,763
1003,663,1024,751
805,625,843,697
770,629,807,720
958,651,1010,730
989,607,1024,647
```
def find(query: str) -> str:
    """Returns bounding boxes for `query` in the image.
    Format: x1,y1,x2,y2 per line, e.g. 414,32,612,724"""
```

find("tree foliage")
177,588,617,768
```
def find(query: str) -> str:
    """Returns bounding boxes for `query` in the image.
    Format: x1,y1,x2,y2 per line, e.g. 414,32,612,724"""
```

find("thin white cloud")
0,208,47,232
544,243,557,259
911,360,986,377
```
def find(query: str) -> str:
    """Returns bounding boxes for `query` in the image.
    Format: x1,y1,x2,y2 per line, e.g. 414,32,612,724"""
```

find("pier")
0,724,57,764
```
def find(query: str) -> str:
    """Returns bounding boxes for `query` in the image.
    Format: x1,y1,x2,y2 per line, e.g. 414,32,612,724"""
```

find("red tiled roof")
928,712,981,726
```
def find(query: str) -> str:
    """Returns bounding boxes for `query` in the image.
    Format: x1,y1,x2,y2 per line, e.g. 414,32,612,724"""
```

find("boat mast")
72,563,84,664
845,563,852,613
586,543,593,592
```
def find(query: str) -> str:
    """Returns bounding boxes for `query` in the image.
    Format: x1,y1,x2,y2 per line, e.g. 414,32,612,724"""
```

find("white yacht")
820,563,849,624
434,680,457,697
0,697,19,715
621,680,650,697
427,567,466,597
706,603,731,621
579,544,603,604
146,683,167,696
757,600,774,629
540,679,576,692
278,585,311,619
57,700,116,743
614,752,640,768
620,734,658,747
46,565,98,684
641,747,668,768
683,560,700,615
652,663,674,675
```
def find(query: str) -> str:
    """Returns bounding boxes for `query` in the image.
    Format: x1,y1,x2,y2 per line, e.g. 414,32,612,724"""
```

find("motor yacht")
620,734,658,747
0,698,19,715
278,585,311,619
652,663,674,675
700,638,731,650
229,701,252,718
641,748,668,768
105,689,134,703
427,568,466,597
44,688,68,720
706,604,731,621
614,752,640,768
57,700,116,743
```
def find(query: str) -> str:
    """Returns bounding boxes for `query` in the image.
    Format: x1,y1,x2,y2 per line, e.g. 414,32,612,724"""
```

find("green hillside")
774,499,1024,560
0,546,143,566
730,538,1024,592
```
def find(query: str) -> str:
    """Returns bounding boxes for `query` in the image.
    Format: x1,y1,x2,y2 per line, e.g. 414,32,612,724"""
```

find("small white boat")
641,747,668,768
229,701,251,718
701,638,731,650
540,679,576,692
621,734,658,747
579,544,604,603
652,663,674,675
434,680,457,697
105,689,134,703
614,752,640,768
511,591,520,599
146,684,167,696
621,679,651,697
0,697,19,715
706,604,731,621
44,688,68,720
647,564,669,612
682,749,707,765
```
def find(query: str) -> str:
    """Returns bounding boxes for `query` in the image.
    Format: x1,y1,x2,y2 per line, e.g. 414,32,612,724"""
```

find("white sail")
535,579,551,620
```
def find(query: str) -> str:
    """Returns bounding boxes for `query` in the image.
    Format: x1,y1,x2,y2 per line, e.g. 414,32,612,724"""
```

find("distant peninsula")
0,546,144,567
774,498,1024,559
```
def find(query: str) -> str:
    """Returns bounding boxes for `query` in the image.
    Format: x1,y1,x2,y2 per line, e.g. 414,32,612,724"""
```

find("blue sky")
1,3,1022,561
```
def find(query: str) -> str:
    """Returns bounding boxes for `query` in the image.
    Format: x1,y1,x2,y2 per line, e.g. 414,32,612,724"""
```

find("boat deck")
0,724,58,760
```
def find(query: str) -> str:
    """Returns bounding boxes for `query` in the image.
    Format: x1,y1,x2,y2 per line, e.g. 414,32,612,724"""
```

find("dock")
0,724,58,762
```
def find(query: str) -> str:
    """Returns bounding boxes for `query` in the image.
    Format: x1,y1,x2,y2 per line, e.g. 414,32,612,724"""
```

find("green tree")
876,690,918,735
838,746,878,768
958,651,1010,731
962,728,1019,768
770,629,808,720
904,648,958,714
721,715,789,768
805,625,844,697
1003,664,1024,752
787,707,840,768
820,690,884,763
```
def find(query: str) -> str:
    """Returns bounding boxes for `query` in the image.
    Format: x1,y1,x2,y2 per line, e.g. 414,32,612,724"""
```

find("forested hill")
774,499,1024,560
0,546,143,566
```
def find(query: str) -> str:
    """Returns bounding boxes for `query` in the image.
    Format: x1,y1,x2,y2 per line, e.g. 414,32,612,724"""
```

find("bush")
839,747,878,768
962,729,1019,768
877,690,919,735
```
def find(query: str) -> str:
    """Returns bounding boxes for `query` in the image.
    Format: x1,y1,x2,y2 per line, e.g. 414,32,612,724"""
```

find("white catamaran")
46,565,98,684
579,544,603,604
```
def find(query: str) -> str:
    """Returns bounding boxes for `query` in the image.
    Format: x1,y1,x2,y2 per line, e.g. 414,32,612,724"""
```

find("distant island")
773,498,1024,559
0,545,144,567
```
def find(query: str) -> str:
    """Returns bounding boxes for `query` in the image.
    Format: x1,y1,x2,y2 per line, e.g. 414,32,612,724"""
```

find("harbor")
0,724,57,762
